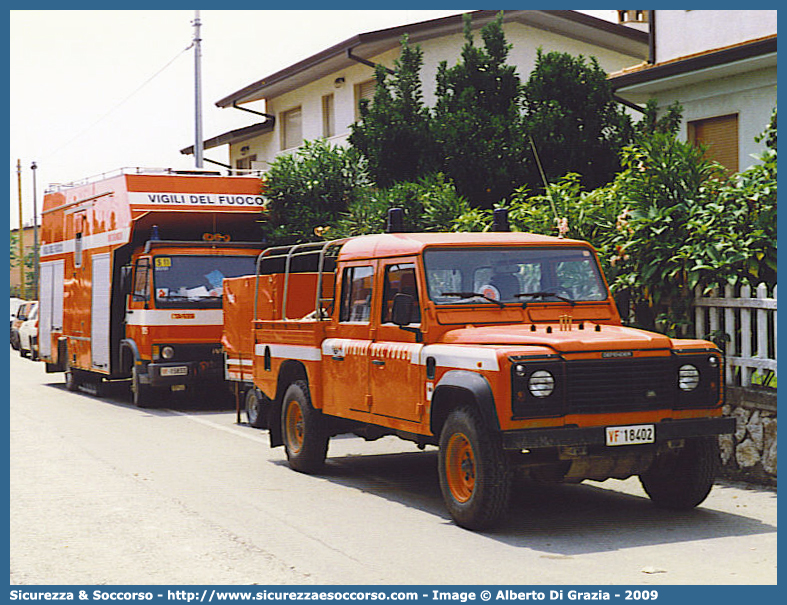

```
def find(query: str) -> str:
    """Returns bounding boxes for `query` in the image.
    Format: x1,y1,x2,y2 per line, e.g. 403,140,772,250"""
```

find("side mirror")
120,266,133,296
391,293,414,327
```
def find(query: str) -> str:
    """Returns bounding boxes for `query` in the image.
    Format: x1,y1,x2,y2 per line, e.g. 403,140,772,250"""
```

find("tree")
632,99,683,140
349,35,437,188
522,49,634,191
432,13,528,208
261,139,371,244
9,232,35,298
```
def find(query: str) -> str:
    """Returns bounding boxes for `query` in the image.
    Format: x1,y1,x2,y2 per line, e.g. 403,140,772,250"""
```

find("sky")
8,9,618,231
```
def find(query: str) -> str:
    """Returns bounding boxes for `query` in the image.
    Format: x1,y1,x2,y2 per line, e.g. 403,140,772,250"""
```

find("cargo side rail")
253,239,346,322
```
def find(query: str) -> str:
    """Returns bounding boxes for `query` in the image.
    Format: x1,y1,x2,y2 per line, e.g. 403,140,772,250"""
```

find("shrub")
261,140,371,244
331,174,470,238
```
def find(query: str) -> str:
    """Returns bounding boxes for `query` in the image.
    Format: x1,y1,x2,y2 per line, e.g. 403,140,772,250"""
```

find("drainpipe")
347,48,395,75
611,10,655,115
613,94,645,114
231,102,275,123
202,158,233,170
649,10,656,64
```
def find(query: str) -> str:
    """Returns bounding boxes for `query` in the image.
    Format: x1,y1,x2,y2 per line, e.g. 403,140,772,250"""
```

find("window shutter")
355,80,377,119
322,94,335,138
688,114,739,173
281,107,303,150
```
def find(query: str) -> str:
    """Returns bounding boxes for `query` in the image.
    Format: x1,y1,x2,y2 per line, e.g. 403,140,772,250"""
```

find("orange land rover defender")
38,168,265,407
223,211,734,529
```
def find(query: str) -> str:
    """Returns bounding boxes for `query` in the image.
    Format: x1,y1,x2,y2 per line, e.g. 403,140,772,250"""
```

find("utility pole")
193,10,204,168
16,159,25,299
30,161,39,297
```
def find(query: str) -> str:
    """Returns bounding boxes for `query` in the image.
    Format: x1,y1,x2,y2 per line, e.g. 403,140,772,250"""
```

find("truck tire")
438,406,511,530
131,366,157,409
639,437,719,510
281,380,328,473
245,388,269,429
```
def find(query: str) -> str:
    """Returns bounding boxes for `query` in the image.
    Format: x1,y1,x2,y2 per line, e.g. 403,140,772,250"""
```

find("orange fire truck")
38,168,265,407
222,211,734,530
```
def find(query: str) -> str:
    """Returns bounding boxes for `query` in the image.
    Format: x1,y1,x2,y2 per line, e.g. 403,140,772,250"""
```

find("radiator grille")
565,358,676,414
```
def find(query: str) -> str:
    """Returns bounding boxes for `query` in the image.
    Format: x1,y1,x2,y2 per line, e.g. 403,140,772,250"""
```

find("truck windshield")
153,255,256,309
423,247,607,305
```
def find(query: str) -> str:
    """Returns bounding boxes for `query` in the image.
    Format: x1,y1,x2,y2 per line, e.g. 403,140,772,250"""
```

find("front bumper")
501,416,735,450
147,361,223,388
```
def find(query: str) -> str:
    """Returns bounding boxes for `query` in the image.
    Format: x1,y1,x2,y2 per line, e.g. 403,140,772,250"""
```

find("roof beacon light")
387,208,405,233
493,208,510,232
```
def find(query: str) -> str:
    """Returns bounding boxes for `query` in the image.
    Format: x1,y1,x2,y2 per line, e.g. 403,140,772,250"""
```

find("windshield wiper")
442,291,506,308
516,291,576,306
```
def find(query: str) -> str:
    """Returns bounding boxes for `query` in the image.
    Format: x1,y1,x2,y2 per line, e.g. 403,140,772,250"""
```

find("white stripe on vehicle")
419,344,500,371
255,343,322,362
40,228,131,258
124,309,223,326
320,338,499,371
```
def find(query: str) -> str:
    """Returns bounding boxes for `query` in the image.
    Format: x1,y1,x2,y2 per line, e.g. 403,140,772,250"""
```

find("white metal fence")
693,284,777,387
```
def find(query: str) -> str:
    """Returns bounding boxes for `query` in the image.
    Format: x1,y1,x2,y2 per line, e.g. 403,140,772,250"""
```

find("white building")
610,10,777,173
182,10,649,172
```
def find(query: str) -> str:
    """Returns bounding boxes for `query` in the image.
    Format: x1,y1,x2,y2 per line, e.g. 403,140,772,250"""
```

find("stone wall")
718,386,777,486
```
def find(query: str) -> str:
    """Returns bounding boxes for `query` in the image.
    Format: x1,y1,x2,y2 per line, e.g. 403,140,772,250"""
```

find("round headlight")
528,370,555,398
161,346,175,360
678,364,700,391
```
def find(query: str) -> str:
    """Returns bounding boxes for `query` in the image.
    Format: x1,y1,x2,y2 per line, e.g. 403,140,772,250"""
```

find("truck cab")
121,239,260,406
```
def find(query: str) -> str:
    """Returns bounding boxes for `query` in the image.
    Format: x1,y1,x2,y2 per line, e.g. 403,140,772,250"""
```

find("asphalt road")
9,348,777,585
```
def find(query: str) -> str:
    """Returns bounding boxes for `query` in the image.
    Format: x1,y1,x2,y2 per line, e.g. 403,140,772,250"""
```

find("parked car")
18,303,39,359
11,301,36,351
10,297,25,329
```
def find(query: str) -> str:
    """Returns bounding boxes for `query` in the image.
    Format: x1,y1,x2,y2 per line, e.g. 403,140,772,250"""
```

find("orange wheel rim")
285,400,304,453
446,433,475,503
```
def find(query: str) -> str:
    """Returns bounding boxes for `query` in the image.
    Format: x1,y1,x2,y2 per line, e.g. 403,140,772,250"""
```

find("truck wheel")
281,380,328,473
639,437,719,510
438,406,511,530
245,388,269,429
131,366,157,408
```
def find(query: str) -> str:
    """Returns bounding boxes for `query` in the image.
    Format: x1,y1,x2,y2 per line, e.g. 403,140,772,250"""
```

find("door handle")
331,355,344,361
371,359,386,367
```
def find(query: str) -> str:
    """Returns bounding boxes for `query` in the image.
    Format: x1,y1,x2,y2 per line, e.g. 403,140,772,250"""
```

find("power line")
43,43,194,160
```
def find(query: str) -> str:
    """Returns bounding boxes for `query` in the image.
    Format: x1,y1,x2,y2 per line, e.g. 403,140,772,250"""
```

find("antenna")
192,11,204,169
528,135,562,236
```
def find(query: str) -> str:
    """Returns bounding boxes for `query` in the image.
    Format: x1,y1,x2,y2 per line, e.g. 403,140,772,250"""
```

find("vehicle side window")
381,264,421,324
339,266,374,323
133,259,150,301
